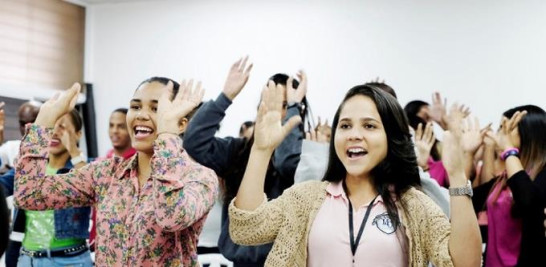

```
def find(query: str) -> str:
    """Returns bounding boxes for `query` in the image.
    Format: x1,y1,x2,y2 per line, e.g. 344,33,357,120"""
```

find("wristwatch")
449,180,473,198
70,153,87,165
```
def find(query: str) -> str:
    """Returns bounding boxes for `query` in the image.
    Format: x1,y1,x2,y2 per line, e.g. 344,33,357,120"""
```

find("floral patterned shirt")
14,124,218,266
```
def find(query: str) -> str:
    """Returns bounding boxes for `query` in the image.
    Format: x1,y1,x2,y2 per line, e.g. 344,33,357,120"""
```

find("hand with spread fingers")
442,109,466,180
431,92,471,130
35,83,81,128
496,110,527,151
430,92,447,127
253,81,302,152
157,80,205,135
414,122,435,170
305,130,328,144
461,117,486,155
286,70,307,104
223,56,253,101
314,116,331,142
445,103,469,131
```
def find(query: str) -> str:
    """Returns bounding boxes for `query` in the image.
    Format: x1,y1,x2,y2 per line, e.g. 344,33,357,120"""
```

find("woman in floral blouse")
14,79,218,266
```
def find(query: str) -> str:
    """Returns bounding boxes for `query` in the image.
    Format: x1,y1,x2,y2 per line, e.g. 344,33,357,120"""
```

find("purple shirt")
307,181,408,267
486,181,522,267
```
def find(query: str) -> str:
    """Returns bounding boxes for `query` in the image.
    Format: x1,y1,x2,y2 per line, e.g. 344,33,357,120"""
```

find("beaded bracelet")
500,148,520,161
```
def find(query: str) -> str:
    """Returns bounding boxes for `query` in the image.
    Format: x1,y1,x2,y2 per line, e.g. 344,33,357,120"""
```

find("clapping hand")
430,92,447,126
496,110,527,151
305,130,329,144
431,92,471,130
157,80,204,135
414,122,435,169
223,56,253,101
60,126,81,157
461,117,487,155
253,81,302,152
286,70,307,104
36,83,81,128
442,108,466,180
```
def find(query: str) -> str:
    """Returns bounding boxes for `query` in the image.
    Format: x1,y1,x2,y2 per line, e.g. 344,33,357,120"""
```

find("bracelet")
500,148,519,161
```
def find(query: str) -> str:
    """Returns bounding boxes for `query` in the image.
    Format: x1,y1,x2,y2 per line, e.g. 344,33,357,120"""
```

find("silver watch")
449,180,473,197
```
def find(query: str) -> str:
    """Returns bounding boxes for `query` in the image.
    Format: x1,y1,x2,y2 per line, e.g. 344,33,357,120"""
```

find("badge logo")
372,212,398,234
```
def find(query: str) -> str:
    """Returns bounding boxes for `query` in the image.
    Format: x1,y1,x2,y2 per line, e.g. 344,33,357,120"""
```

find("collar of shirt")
325,181,384,207
114,153,138,180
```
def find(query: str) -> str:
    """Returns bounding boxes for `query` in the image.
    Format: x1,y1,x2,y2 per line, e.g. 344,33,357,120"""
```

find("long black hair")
490,105,546,206
322,85,421,225
404,100,441,161
503,105,546,178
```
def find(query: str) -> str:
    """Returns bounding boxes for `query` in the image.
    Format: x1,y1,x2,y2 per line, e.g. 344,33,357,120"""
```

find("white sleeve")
294,140,329,184
419,167,451,217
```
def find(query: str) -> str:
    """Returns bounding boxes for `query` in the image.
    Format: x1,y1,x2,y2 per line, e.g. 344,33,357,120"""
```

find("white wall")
86,0,546,155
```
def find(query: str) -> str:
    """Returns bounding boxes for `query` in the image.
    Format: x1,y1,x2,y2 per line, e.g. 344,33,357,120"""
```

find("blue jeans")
17,250,92,267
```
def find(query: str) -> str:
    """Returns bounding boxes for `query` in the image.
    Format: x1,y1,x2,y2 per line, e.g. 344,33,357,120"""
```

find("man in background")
0,101,41,173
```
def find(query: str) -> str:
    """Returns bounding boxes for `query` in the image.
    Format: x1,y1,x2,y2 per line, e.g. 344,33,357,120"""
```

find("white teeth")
135,126,153,132
348,148,365,153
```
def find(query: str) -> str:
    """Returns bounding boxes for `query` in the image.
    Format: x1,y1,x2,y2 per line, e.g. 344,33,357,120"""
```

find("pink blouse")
486,182,522,267
14,124,218,266
308,181,408,267
428,157,449,188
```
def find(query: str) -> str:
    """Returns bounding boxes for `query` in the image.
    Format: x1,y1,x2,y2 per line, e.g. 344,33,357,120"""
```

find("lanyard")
348,194,378,256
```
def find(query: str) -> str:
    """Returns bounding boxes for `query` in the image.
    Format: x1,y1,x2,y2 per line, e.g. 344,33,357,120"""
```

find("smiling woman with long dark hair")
13,80,218,266
229,83,482,266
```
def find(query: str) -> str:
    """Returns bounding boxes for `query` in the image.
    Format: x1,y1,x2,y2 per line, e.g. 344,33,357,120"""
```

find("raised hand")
305,130,328,144
496,110,527,151
461,117,486,154
430,92,447,125
222,56,253,101
35,83,81,128
253,81,301,152
414,122,435,169
315,116,331,141
286,70,307,104
157,80,204,135
60,126,81,157
442,114,466,180
445,103,469,131
483,130,497,148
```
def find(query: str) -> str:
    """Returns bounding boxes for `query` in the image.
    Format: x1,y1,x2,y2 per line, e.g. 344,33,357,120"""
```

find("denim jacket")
0,161,91,239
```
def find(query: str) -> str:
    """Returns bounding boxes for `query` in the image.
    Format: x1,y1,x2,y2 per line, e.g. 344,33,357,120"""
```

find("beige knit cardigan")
229,181,455,267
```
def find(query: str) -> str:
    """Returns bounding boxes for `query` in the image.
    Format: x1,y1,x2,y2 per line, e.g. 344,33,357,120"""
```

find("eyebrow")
339,117,380,122
130,99,159,104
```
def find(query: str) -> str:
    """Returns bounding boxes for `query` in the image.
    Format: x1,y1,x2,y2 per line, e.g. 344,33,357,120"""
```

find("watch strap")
449,180,473,197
